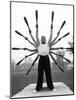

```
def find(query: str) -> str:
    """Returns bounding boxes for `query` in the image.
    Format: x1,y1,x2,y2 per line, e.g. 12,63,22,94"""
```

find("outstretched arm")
25,37,37,48
48,27,52,46
24,17,37,47
49,53,64,72
36,25,40,46
48,11,54,46
25,48,38,52
50,51,71,63
16,51,38,66
15,30,36,48
51,32,70,47
35,10,40,47
29,30,37,47
50,47,73,50
12,47,38,52
50,21,66,48
26,54,39,75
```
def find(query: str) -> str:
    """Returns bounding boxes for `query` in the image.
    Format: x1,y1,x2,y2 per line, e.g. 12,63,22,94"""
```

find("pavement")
12,82,73,98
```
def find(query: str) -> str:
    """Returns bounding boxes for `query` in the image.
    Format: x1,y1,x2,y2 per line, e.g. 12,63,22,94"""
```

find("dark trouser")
36,55,54,91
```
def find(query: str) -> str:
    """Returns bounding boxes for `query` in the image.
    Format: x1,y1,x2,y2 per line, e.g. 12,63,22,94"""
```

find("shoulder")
46,43,49,47
47,42,50,47
38,43,41,49
36,41,40,48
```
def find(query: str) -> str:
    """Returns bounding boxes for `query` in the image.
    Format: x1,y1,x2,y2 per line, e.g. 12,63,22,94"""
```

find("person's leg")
44,58,54,90
36,59,43,91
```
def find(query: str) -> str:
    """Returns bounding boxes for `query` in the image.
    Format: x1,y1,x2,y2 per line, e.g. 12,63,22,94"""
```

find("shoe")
33,90,37,93
53,89,56,91
33,89,40,92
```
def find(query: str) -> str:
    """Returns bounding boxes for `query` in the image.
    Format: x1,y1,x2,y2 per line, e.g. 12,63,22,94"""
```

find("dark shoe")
33,90,38,92
35,87,42,92
48,87,54,91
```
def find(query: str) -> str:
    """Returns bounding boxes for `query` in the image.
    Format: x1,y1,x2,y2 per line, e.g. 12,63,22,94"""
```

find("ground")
10,67,74,97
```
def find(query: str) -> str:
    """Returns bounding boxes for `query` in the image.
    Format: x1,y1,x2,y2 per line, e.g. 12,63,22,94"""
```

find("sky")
11,2,73,64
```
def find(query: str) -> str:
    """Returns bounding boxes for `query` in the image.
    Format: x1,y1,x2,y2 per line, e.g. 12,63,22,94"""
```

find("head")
41,36,46,44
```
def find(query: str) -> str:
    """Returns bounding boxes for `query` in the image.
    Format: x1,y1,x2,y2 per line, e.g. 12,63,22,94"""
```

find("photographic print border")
10,1,74,99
